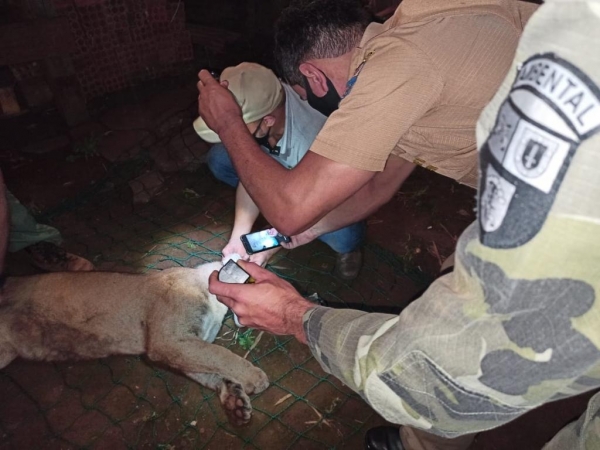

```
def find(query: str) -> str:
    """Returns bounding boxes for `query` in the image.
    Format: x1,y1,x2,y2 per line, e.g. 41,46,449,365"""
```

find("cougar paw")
220,379,253,426
243,368,269,395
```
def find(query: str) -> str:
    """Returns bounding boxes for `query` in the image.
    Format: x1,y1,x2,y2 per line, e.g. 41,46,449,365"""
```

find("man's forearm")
230,183,261,238
304,223,600,437
304,157,415,237
220,118,291,212
219,121,314,232
219,121,375,236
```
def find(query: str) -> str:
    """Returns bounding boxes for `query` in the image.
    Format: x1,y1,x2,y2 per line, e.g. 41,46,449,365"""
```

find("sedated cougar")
0,261,269,425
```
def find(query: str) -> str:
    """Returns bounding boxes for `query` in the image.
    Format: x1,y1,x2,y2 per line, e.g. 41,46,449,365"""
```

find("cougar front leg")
187,373,255,426
148,338,269,395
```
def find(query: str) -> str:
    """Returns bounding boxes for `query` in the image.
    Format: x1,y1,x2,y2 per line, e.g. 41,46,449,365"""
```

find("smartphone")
217,260,253,327
218,259,252,284
240,229,291,255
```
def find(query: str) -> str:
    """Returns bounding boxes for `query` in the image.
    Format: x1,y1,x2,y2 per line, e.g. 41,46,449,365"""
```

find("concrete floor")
0,84,595,450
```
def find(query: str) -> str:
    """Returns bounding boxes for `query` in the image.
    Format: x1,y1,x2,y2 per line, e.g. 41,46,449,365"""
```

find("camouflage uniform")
303,1,600,448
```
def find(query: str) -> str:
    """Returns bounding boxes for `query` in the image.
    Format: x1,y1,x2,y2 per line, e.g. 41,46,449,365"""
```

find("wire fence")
0,97,432,450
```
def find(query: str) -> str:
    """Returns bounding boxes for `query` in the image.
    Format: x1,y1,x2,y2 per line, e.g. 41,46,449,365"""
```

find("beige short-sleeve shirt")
310,0,538,188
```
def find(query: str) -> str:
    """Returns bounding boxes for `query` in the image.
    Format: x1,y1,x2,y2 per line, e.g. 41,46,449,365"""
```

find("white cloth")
272,84,327,169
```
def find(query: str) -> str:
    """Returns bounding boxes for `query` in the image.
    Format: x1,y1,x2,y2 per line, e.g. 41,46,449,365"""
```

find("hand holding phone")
218,259,254,327
240,228,291,255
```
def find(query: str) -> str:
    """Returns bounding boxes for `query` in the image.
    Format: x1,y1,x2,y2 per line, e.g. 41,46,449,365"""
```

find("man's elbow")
270,212,314,236
261,193,322,235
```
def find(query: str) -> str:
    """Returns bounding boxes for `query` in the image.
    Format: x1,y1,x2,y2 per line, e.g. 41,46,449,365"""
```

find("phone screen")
241,229,287,254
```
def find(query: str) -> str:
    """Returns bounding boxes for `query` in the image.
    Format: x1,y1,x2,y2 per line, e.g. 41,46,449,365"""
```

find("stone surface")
20,134,70,154
18,77,54,108
100,85,197,132
129,170,165,204
150,125,209,173
97,129,146,162
68,120,106,143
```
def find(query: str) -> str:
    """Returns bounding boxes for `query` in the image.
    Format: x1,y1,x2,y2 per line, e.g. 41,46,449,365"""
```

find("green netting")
0,102,432,450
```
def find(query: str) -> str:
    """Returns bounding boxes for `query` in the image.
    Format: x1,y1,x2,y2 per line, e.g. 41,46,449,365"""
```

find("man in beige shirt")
298,0,538,187
197,0,536,248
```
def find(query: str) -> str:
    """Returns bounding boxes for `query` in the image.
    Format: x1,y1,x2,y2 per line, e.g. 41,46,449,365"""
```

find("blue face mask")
302,75,341,117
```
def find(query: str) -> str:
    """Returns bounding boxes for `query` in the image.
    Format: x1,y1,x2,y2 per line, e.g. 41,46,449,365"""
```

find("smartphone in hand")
217,259,254,327
240,229,291,255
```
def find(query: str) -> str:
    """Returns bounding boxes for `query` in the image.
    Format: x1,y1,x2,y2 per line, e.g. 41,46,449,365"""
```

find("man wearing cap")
194,63,365,278
196,0,537,248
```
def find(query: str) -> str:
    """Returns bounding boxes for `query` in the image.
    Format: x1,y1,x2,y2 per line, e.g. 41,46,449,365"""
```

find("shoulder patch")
479,54,600,248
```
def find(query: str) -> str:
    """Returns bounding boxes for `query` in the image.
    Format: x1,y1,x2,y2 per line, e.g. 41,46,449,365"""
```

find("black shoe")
334,249,362,281
365,426,404,450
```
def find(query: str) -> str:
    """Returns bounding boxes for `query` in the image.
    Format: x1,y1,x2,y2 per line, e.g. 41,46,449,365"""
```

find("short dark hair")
274,0,371,85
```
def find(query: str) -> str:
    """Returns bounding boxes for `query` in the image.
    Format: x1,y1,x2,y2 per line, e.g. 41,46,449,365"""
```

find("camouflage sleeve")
304,0,600,439
543,391,600,450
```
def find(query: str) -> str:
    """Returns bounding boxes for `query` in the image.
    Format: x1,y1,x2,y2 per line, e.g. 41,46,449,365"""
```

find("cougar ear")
196,261,223,282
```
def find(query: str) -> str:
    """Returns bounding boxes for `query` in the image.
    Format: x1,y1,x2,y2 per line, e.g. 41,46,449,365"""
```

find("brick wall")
52,0,193,99
0,18,76,65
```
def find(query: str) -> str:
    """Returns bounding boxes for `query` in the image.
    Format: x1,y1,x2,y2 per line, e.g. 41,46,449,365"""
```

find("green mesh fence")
0,100,433,450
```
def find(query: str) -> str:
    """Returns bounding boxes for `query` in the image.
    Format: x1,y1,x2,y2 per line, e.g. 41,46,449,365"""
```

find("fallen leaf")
274,393,293,407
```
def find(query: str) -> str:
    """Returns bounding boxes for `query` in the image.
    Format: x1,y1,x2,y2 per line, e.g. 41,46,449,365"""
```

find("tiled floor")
0,84,594,450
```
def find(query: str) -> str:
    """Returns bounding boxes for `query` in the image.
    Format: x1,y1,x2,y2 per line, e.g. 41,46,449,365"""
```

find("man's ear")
263,115,276,127
291,84,307,100
299,62,329,97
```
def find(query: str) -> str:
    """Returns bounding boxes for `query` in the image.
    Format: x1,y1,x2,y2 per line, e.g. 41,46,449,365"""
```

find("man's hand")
209,261,314,343
197,70,243,136
281,227,319,251
221,237,279,266
248,246,280,267
222,237,250,262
